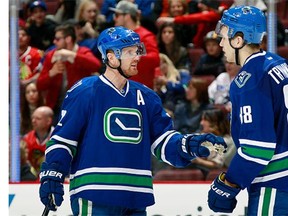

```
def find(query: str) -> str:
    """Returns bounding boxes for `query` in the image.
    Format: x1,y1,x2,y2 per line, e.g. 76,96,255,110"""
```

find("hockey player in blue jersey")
207,5,288,215
38,26,227,215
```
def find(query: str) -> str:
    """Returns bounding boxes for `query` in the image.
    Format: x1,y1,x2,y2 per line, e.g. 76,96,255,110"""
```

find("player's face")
120,46,141,76
219,26,235,63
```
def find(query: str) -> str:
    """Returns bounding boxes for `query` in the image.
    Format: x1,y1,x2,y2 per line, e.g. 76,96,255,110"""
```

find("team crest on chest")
234,71,251,88
104,107,143,144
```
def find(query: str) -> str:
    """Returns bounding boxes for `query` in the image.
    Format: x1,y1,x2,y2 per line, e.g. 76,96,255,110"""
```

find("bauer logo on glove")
40,170,64,180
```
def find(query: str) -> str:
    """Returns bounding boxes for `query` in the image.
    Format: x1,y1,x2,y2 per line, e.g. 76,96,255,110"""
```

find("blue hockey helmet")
97,26,146,63
215,6,266,44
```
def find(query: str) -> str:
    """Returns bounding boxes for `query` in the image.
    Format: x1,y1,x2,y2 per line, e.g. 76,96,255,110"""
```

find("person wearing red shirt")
18,26,44,85
110,0,160,89
37,24,102,123
157,0,228,48
21,106,54,176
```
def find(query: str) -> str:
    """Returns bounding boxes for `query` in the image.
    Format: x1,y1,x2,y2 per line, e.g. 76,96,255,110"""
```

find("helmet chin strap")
229,39,246,66
106,59,131,78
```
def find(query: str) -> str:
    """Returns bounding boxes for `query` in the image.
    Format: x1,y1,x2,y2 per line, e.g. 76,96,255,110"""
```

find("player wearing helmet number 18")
38,26,227,215
207,6,288,215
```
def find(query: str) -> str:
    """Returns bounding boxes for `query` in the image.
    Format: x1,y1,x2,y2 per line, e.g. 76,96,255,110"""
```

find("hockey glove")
179,133,227,161
208,172,241,213
39,162,66,211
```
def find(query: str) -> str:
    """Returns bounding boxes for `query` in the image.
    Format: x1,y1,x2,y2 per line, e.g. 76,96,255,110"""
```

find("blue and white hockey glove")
208,172,241,213
39,162,66,211
179,133,227,161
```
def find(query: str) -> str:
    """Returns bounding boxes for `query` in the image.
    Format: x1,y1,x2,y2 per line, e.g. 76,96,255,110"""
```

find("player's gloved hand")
39,162,66,211
178,133,227,161
208,172,241,213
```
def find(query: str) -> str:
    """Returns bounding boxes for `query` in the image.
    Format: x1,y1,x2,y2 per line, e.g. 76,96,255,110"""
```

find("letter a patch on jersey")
234,71,251,88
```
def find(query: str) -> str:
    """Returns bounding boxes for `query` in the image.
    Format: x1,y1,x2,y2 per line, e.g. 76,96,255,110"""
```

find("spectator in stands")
208,61,241,112
157,22,191,72
101,0,158,33
20,140,38,181
19,0,31,23
153,53,190,111
26,0,58,51
133,0,159,34
43,18,102,59
47,0,77,24
191,109,236,170
20,82,45,136
153,0,170,18
155,0,197,19
75,0,106,38
18,26,44,85
173,77,212,134
156,0,228,48
157,0,197,47
21,106,54,176
100,0,118,25
37,24,102,124
193,31,225,77
110,0,160,89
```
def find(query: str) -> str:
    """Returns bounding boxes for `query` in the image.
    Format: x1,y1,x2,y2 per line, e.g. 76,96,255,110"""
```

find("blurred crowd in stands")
13,0,288,182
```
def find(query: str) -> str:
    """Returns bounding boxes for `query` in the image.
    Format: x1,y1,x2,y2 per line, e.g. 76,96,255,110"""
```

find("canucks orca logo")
234,71,251,88
104,107,142,144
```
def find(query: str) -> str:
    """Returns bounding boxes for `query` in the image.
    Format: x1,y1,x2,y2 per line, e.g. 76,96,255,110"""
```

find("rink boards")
9,182,248,216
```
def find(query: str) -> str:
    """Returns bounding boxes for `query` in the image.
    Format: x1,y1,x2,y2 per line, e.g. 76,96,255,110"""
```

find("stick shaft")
41,206,49,216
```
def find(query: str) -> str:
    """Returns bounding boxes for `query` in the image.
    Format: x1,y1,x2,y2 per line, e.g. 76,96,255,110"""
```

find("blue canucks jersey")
45,75,190,208
225,50,288,191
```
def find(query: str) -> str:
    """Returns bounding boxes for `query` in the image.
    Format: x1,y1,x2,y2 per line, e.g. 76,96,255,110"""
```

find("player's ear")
107,51,115,61
232,34,245,48
107,51,120,67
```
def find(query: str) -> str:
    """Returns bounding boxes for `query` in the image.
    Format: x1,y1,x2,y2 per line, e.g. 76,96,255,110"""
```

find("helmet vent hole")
121,39,131,43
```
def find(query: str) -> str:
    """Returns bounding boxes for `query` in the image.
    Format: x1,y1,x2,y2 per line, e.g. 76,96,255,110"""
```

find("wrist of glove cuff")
178,134,211,161
178,134,196,161
39,162,66,183
208,172,241,213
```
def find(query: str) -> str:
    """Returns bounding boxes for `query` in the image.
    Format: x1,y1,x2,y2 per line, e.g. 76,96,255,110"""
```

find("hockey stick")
42,205,49,216
41,194,53,216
